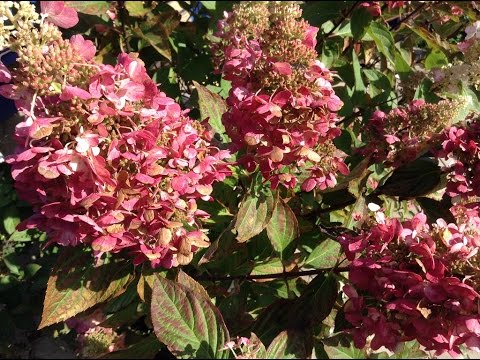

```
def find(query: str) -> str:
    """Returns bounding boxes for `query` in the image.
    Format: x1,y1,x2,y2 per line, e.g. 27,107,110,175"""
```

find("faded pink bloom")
40,1,79,29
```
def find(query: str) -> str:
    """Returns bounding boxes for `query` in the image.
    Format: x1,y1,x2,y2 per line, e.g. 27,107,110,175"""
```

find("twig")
117,1,131,52
390,2,429,31
195,266,350,282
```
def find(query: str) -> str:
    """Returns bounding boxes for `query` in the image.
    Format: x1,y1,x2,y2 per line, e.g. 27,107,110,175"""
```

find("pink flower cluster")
361,99,462,168
213,2,348,191
436,121,480,199
3,3,230,268
340,206,480,356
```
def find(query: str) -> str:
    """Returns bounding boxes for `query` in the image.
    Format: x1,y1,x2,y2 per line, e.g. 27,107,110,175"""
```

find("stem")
195,266,350,282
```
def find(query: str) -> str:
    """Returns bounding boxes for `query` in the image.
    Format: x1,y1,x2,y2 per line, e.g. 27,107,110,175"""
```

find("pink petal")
92,235,117,253
70,35,96,60
172,176,189,194
0,62,11,83
60,85,92,101
41,1,79,29
273,62,293,75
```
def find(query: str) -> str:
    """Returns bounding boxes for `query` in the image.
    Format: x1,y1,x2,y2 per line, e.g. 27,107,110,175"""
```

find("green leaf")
414,78,442,103
266,198,299,259
125,1,149,17
323,335,367,359
265,330,308,359
201,1,216,10
321,40,340,68
345,195,367,230
290,273,338,328
375,158,442,199
39,249,132,329
405,24,452,51
234,191,275,243
364,69,392,98
251,257,284,277
64,1,109,16
132,27,171,61
425,49,448,70
176,270,210,301
3,207,20,235
151,276,230,359
193,81,230,142
8,230,31,242
352,49,366,106
367,22,411,75
351,7,372,40
249,333,267,358
304,239,341,269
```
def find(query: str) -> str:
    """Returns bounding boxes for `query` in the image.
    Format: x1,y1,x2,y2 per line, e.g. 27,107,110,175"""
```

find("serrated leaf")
39,249,132,329
266,198,299,259
177,270,210,301
235,192,274,243
304,239,341,269
193,81,230,142
265,330,307,359
151,276,230,359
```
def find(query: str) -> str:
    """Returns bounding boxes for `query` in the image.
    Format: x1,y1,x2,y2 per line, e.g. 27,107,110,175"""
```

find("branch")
390,2,429,31
195,266,350,282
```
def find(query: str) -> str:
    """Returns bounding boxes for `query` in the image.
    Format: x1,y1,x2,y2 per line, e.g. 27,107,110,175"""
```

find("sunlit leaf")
193,81,230,142
265,330,308,359
266,198,299,259
235,191,275,243
151,276,230,359
39,249,132,329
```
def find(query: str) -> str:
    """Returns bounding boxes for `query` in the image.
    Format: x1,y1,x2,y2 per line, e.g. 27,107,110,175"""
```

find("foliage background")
0,1,479,359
